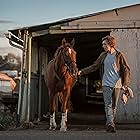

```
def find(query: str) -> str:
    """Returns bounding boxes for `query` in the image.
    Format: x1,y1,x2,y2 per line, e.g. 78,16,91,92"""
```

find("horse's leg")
60,110,68,132
60,88,70,132
49,93,57,130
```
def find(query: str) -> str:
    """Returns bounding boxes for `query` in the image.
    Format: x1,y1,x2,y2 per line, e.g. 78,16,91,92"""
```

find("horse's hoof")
49,125,57,130
60,127,67,132
49,127,56,130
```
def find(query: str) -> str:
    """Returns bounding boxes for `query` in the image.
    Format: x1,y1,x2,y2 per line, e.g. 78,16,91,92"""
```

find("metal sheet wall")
111,29,140,123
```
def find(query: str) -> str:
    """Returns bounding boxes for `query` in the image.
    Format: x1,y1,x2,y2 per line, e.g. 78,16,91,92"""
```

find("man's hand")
121,85,128,91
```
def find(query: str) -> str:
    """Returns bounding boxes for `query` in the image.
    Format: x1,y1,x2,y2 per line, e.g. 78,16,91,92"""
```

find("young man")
79,35,131,133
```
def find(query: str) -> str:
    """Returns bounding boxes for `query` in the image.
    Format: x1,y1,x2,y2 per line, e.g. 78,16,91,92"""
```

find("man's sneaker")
106,124,116,133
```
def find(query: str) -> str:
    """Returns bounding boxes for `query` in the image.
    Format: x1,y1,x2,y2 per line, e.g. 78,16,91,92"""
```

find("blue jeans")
102,86,120,126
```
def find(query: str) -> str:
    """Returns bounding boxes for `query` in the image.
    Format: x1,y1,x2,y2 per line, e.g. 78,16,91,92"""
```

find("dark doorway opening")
39,31,110,123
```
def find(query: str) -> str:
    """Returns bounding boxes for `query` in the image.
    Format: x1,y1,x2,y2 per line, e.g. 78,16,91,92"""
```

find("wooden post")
27,34,32,122
18,30,28,122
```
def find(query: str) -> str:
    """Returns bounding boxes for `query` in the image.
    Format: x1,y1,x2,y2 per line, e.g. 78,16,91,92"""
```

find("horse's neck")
54,55,65,71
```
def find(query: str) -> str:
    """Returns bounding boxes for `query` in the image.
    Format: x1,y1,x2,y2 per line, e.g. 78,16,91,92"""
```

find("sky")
0,0,140,50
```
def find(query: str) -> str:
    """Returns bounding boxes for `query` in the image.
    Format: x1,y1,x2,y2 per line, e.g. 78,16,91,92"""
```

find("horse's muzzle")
69,63,78,78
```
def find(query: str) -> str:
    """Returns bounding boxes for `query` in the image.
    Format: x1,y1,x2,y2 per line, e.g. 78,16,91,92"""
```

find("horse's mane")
54,46,63,58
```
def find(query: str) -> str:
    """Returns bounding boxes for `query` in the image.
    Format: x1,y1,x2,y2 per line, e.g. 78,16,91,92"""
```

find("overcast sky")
0,0,140,49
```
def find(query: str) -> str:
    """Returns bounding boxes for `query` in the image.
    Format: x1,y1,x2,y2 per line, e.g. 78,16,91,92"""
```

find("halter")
54,46,77,81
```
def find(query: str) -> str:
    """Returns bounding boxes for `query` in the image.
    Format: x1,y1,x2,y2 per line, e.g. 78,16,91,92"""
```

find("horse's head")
61,38,78,77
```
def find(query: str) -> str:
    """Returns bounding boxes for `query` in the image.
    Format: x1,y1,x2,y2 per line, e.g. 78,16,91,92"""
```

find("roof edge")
9,3,140,32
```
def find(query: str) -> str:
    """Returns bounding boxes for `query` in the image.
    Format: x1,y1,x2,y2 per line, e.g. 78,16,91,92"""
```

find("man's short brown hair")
102,35,116,48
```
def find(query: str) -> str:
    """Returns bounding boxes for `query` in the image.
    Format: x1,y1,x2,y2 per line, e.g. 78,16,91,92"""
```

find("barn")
6,3,140,124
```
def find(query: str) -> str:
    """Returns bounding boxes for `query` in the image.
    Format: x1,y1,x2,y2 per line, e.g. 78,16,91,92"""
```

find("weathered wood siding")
31,41,38,73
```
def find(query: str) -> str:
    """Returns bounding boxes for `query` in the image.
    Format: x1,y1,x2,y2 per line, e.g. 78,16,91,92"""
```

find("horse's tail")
58,92,73,112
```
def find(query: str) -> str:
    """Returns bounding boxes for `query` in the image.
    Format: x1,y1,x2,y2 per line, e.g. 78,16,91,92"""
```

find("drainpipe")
18,30,28,123
38,47,42,120
15,31,32,123
19,30,33,122
27,34,32,122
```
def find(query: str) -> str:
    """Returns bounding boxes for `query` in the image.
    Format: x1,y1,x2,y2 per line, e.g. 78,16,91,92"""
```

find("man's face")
102,40,111,52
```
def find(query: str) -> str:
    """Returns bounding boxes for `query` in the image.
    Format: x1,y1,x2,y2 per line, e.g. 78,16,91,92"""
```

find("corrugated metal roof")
9,3,140,33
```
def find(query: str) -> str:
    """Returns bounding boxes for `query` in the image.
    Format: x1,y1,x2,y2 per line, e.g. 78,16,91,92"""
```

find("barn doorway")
39,31,110,123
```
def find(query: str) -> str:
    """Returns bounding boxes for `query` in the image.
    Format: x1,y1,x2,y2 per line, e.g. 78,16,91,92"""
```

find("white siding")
0,80,11,93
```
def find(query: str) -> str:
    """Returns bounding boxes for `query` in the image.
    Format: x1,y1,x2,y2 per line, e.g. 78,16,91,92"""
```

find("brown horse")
45,38,78,131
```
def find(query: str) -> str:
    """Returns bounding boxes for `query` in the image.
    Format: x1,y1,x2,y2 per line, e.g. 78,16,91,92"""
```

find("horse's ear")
62,38,66,46
70,38,75,48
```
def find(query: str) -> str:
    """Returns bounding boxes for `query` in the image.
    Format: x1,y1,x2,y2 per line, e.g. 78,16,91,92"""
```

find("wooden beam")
32,29,49,37
49,29,111,34
61,20,140,29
